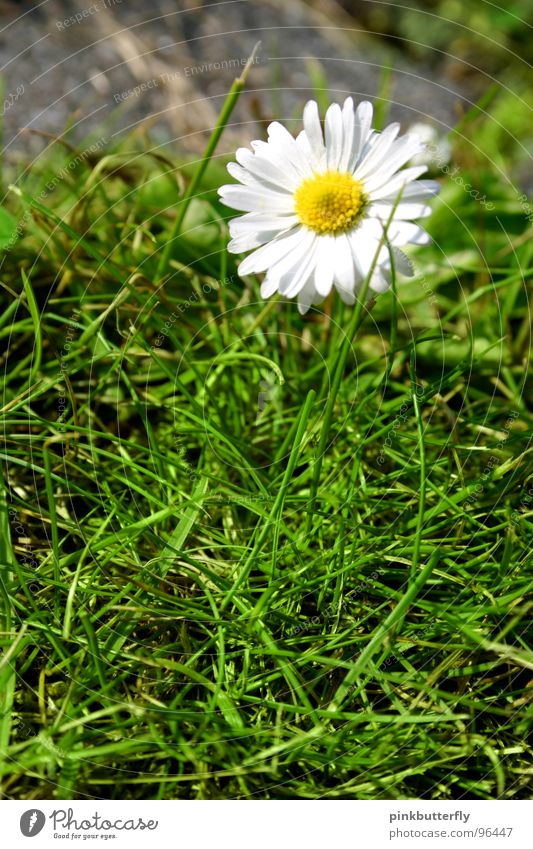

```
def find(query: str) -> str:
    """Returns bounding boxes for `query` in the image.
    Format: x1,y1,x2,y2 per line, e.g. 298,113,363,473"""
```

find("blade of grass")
20,270,42,384
156,41,261,280
328,548,441,711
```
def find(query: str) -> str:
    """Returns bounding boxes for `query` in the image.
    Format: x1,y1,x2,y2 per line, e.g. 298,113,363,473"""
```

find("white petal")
228,213,298,237
391,222,430,245
338,97,355,172
356,129,379,164
250,139,304,185
333,233,357,297
261,275,280,298
238,228,307,276
348,101,374,172
349,228,388,278
350,228,415,286
302,100,326,169
228,232,276,253
227,160,259,187
298,278,320,314
218,184,295,214
325,102,343,171
267,122,313,177
349,229,393,292
314,234,336,297
396,179,440,199
227,160,293,193
295,130,315,166
228,217,298,253
368,200,433,220
367,166,428,201
369,268,391,293
264,230,316,289
231,150,297,192
353,122,400,181
335,285,356,305
280,237,320,297
358,217,431,246
362,136,425,193
392,248,414,277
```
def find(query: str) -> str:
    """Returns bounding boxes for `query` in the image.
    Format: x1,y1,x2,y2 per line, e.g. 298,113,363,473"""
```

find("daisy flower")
218,98,440,314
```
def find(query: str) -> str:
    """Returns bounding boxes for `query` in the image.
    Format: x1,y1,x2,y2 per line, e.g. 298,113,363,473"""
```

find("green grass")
0,76,532,800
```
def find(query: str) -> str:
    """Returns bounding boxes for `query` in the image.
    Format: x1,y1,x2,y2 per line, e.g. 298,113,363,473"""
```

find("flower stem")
305,201,402,537
304,276,373,537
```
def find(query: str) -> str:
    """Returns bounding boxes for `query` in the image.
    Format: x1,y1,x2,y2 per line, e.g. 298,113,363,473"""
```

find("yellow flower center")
294,170,366,235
